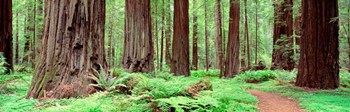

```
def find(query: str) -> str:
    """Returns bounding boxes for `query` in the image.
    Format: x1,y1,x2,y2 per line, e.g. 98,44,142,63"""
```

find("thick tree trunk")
0,0,14,74
165,0,172,65
191,0,198,70
123,0,154,73
214,0,223,70
27,0,107,99
271,0,294,71
223,0,240,78
171,0,190,76
205,0,210,71
296,0,339,89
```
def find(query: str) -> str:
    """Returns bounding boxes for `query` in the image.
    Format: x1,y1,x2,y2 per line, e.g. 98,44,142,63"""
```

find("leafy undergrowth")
237,70,350,112
0,69,258,112
3,69,350,112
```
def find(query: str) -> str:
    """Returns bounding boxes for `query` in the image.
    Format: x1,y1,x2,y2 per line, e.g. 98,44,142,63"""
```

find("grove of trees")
1,0,349,99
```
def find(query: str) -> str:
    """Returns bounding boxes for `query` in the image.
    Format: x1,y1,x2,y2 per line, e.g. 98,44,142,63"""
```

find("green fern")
0,52,9,75
89,65,119,92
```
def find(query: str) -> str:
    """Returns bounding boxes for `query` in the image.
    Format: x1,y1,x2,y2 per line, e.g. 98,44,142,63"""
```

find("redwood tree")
171,0,190,76
214,0,223,70
205,0,210,71
27,0,107,99
271,0,294,71
123,0,154,72
191,0,199,70
165,0,172,65
0,0,14,74
295,0,339,89
223,0,240,78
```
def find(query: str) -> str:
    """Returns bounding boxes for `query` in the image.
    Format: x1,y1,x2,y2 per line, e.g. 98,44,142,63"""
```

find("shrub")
133,77,194,99
112,73,149,94
235,70,277,83
340,71,350,87
191,70,220,77
274,70,297,84
0,53,9,75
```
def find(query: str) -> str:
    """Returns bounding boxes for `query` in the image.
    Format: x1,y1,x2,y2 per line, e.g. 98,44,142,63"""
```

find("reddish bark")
295,0,339,89
271,0,295,71
223,0,240,78
214,0,223,70
171,0,190,76
123,0,154,72
191,0,199,70
27,0,107,99
15,12,20,64
0,0,14,74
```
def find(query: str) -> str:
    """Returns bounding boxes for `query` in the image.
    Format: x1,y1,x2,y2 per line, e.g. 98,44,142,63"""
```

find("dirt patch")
248,90,304,112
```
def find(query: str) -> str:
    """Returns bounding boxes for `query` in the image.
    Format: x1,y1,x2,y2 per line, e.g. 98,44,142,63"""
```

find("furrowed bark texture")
171,0,190,76
214,0,223,70
271,0,295,71
296,0,339,89
0,0,14,74
123,0,154,72
223,0,240,78
27,0,107,99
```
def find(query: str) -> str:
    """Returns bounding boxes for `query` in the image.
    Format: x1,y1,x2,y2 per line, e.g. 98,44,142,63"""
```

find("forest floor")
1,69,350,112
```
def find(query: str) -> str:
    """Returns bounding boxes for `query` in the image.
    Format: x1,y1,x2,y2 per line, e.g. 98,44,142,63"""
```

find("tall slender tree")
0,0,14,74
160,0,165,71
205,0,210,71
154,0,159,70
242,0,250,69
347,2,350,72
108,16,114,66
165,0,172,65
171,0,190,76
31,0,37,67
191,0,199,70
214,0,223,70
15,12,20,64
123,0,154,72
27,0,107,99
255,0,259,64
223,0,240,78
295,0,339,89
